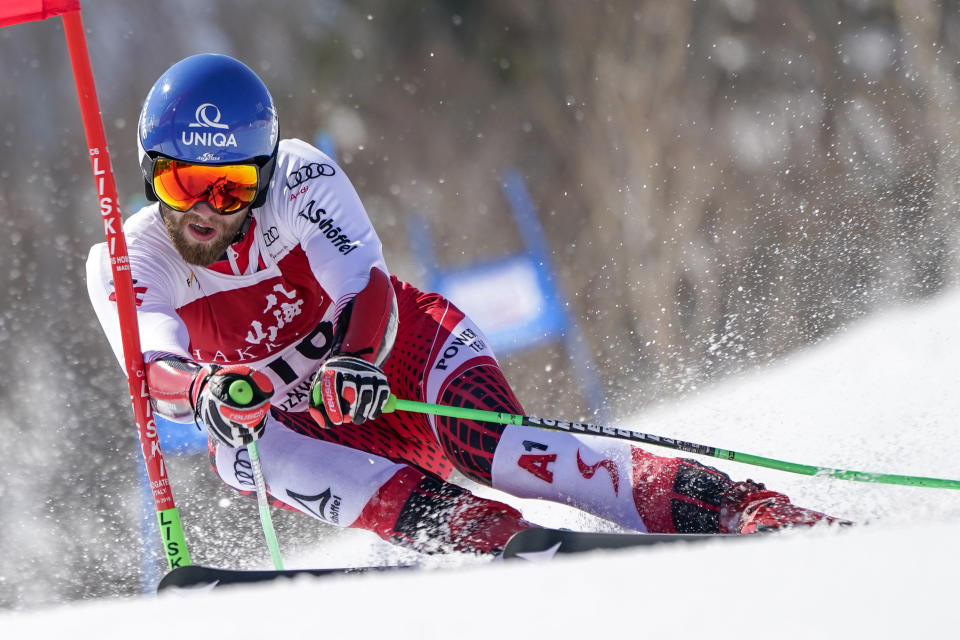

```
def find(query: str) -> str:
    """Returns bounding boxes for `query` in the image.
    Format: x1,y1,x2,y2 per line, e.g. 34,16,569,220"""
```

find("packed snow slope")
4,290,960,638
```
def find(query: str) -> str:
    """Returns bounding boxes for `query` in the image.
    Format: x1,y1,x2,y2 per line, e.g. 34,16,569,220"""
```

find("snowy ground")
3,291,960,637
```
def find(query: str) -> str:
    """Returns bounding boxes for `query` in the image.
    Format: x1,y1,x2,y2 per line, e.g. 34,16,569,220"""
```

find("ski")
157,563,410,592
501,527,741,561
157,528,740,592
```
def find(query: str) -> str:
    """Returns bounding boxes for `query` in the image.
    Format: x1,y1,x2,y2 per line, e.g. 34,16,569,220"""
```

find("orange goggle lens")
152,158,259,215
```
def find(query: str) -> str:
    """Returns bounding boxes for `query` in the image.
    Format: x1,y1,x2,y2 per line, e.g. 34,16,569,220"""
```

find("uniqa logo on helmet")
181,103,238,148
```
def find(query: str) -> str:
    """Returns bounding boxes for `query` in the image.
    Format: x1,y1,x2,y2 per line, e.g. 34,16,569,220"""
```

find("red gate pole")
61,8,190,570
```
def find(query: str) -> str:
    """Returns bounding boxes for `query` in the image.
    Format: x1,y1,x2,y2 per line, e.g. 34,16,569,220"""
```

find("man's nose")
189,202,219,219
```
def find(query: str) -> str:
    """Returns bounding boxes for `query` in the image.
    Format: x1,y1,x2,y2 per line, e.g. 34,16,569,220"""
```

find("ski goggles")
151,158,260,215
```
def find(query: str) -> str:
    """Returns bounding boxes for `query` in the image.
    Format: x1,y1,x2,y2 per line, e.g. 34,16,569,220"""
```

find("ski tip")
157,566,221,593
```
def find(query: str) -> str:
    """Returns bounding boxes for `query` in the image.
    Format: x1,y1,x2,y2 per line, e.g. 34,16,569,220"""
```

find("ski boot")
719,480,851,534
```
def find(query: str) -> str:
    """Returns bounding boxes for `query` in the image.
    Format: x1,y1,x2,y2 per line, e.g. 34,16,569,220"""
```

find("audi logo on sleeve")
286,162,336,189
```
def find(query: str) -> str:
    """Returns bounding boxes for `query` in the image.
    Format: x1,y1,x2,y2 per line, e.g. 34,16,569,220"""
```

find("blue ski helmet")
138,54,279,209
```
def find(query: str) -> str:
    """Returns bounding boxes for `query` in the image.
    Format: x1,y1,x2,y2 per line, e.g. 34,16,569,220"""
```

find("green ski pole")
382,395,960,490
246,441,284,570
228,379,284,570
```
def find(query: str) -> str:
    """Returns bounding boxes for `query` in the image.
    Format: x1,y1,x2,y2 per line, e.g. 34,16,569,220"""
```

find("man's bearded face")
161,203,249,266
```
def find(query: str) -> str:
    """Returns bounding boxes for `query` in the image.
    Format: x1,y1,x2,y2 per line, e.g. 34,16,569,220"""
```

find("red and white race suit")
87,139,753,554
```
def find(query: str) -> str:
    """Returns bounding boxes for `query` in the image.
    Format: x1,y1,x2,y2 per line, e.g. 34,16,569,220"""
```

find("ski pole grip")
228,379,254,406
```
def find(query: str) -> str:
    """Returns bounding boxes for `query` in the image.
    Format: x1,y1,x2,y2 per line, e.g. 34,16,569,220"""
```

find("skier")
87,54,844,556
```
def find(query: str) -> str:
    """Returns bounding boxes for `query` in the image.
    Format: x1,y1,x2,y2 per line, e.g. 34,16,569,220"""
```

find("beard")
162,206,248,266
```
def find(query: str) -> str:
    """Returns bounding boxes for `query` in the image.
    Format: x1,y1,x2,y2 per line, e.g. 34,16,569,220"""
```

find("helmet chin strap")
213,212,253,263
231,212,253,243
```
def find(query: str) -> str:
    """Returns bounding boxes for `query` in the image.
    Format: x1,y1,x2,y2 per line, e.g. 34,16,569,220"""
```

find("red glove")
308,356,391,427
190,364,274,447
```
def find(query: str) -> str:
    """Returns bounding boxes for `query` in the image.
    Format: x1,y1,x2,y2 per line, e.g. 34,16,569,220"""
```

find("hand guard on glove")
308,355,391,427
190,364,275,448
